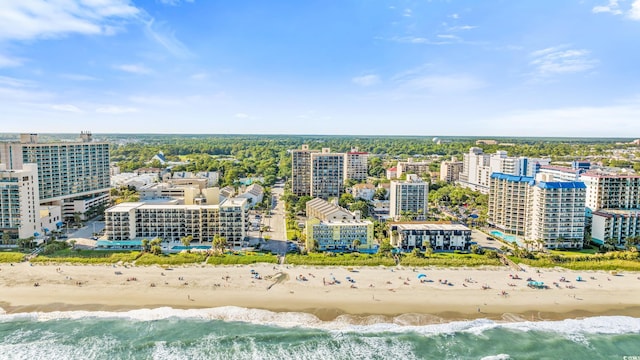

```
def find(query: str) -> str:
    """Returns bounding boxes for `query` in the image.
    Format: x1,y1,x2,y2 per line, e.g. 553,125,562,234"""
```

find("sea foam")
1,306,639,336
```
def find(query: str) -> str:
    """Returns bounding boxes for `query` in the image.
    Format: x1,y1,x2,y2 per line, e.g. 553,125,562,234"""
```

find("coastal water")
1,307,640,359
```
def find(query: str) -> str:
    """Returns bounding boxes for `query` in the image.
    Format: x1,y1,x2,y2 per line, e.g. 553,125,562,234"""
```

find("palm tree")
180,235,193,249
352,239,362,251
141,239,149,252
212,234,227,252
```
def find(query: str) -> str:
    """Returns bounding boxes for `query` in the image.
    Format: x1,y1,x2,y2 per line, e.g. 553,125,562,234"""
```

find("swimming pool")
490,230,517,243
171,246,211,250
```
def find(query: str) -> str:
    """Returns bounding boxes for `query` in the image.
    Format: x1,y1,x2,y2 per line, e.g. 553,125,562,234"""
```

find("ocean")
1,307,640,360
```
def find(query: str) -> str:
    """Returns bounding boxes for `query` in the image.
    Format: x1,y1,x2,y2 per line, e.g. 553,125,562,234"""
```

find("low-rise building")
304,198,373,251
350,183,375,201
104,197,249,248
389,222,471,251
238,183,264,207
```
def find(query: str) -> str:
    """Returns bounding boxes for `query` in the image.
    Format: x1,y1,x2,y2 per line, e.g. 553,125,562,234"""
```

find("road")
253,182,288,255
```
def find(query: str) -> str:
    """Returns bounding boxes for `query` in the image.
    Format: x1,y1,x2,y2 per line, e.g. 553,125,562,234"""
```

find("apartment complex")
458,147,550,194
305,197,373,251
389,222,471,251
591,209,640,246
104,197,249,247
488,173,532,236
396,158,432,179
310,148,345,199
291,145,318,196
525,177,586,247
0,132,110,220
488,173,586,248
389,174,429,220
580,172,640,245
291,145,369,199
439,158,463,183
344,148,369,181
580,173,640,212
0,164,40,240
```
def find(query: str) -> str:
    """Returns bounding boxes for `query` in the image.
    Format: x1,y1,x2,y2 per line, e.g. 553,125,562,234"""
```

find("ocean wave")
1,306,639,336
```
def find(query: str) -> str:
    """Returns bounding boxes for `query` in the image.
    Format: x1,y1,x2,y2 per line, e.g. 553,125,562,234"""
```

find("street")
251,181,288,255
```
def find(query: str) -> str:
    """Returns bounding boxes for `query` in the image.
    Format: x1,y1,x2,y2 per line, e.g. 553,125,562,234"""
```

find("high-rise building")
488,173,532,237
310,148,344,199
489,172,586,248
291,144,318,196
0,132,110,220
459,147,549,193
458,147,491,193
580,173,640,212
344,147,368,182
526,174,586,246
0,164,40,240
389,174,429,220
439,157,463,183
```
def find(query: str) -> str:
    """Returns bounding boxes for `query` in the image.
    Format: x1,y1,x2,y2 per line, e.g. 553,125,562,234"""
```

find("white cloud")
352,74,380,87
52,104,82,113
450,13,460,19
388,36,453,45
114,64,152,74
190,72,208,80
486,99,640,136
592,0,640,20
60,73,99,81
403,8,412,17
630,0,640,19
234,113,250,119
529,46,597,77
0,54,24,67
0,75,35,88
397,74,486,93
96,106,138,114
592,0,623,15
158,0,194,5
143,18,192,58
448,25,477,31
0,0,139,41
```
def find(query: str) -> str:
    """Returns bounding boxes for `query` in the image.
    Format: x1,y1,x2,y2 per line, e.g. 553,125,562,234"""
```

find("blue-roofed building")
527,175,586,248
489,172,586,249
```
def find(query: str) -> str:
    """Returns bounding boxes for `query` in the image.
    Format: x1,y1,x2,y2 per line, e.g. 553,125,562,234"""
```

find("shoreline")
2,262,640,324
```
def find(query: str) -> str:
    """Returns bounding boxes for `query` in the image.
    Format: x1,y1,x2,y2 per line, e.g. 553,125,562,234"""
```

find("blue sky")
1,0,640,137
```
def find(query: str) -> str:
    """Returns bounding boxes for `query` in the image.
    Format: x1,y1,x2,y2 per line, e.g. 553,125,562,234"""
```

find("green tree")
379,239,393,254
212,234,227,251
352,239,362,251
180,235,193,249
141,239,150,252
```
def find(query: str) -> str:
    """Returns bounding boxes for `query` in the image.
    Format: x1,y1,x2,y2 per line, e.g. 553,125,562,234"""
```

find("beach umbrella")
417,273,427,279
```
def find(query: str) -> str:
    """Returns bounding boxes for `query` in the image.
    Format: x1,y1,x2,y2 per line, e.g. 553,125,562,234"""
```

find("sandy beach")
2,262,640,322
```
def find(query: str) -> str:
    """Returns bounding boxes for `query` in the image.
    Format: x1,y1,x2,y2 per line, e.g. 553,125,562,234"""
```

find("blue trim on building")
535,182,586,189
490,172,534,183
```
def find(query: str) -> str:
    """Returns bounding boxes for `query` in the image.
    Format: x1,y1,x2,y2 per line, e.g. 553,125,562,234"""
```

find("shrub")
0,252,25,263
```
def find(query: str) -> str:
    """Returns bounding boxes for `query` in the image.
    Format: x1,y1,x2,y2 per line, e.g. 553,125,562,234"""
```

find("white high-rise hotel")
489,173,586,249
0,164,40,239
389,174,429,220
459,147,550,194
0,132,110,221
